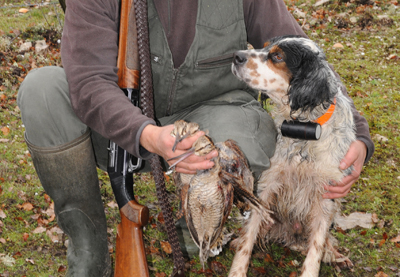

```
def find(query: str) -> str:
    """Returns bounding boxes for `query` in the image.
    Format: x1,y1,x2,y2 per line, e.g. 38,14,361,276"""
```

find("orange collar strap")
313,98,336,125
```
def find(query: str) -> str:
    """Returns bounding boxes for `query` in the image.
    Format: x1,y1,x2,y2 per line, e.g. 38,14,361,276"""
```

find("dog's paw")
333,255,354,269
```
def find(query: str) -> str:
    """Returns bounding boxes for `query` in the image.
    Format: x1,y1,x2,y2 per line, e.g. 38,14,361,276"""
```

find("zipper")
166,68,178,116
195,53,234,69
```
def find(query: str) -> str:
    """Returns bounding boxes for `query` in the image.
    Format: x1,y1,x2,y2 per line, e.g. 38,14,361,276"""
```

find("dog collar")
313,98,336,125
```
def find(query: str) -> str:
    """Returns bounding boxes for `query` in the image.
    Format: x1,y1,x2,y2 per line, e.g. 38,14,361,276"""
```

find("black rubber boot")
27,130,112,277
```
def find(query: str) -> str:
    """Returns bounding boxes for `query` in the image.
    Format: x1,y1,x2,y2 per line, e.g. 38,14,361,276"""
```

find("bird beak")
167,148,196,169
172,132,191,152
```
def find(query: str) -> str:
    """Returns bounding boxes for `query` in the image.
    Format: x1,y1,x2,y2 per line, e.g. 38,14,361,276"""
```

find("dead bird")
170,119,200,152
168,121,273,267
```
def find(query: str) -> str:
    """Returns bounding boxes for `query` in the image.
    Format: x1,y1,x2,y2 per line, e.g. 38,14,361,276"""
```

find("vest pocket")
195,53,234,69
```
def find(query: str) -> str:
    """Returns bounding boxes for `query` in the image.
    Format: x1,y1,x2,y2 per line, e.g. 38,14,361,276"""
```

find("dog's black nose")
233,52,247,65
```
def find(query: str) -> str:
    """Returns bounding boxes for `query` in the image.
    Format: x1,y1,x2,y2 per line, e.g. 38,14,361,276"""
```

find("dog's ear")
287,49,336,113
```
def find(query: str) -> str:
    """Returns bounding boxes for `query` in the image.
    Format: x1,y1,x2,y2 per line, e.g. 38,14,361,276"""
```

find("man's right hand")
139,124,218,174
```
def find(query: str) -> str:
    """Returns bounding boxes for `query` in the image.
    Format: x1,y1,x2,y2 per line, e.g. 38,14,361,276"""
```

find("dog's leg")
229,176,279,277
323,234,353,268
228,210,263,277
300,200,335,277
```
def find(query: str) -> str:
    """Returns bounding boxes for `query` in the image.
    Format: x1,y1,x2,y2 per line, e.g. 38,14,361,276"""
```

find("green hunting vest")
148,0,257,118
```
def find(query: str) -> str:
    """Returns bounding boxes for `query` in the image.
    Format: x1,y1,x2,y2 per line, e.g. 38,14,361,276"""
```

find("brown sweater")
61,0,374,161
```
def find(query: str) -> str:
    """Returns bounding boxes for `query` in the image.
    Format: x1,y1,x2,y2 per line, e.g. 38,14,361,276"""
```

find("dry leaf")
210,261,226,274
160,241,172,254
1,126,10,136
0,254,16,267
390,235,400,243
0,209,6,219
333,43,344,48
18,202,34,211
44,194,51,204
334,212,374,230
23,233,29,241
25,258,35,264
155,273,167,277
32,226,46,234
371,213,379,223
19,8,29,13
107,201,118,209
0,238,6,244
375,272,388,277
289,272,298,277
264,253,274,263
157,212,165,224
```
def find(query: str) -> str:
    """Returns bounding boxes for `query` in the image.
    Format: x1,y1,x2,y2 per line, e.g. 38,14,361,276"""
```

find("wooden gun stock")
117,0,140,89
113,0,149,276
115,200,150,276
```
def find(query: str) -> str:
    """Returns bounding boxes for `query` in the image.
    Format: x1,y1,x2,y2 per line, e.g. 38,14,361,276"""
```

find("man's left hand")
323,140,367,199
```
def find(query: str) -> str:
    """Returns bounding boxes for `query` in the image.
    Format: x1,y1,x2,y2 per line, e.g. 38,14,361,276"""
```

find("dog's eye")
271,52,284,63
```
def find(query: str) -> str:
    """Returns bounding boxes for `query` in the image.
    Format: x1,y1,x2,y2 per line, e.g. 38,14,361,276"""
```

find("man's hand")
140,124,218,174
323,140,367,199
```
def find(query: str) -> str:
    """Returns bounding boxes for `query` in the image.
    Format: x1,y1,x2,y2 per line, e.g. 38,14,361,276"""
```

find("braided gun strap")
134,0,185,275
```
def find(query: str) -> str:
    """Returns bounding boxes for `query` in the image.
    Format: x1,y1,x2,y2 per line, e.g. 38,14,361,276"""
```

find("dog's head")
232,36,337,115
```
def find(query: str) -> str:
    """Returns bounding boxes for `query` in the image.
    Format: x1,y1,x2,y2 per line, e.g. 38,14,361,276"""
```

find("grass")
1,0,400,276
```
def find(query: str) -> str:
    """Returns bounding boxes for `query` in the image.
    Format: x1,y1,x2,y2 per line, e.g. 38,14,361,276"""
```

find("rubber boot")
26,130,112,277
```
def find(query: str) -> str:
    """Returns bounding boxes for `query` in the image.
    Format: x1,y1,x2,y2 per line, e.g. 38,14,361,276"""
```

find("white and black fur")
229,36,355,277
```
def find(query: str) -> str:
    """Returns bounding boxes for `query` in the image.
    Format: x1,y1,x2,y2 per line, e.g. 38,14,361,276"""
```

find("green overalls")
148,0,276,177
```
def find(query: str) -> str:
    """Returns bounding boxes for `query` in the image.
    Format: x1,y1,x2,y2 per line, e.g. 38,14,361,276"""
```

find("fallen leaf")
43,206,54,217
289,272,298,277
107,201,118,209
289,260,300,267
0,254,16,267
334,212,374,230
375,272,388,277
210,261,226,274
333,43,344,48
0,238,6,244
0,209,6,219
19,8,29,13
371,213,379,223
32,226,46,234
390,235,400,243
157,212,165,224
25,258,35,264
264,253,274,263
253,267,267,274
160,241,172,254
373,134,389,143
1,126,10,136
17,202,34,211
147,245,160,254
23,233,29,241
58,265,67,272
155,273,167,277
44,194,51,204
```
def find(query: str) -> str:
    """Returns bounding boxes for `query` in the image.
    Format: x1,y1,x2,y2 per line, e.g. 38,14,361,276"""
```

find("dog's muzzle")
233,52,247,66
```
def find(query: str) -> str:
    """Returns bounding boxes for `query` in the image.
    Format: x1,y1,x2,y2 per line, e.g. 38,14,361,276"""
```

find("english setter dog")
229,36,355,276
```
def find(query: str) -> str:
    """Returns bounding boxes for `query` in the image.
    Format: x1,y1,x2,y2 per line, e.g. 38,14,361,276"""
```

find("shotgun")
107,0,150,276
